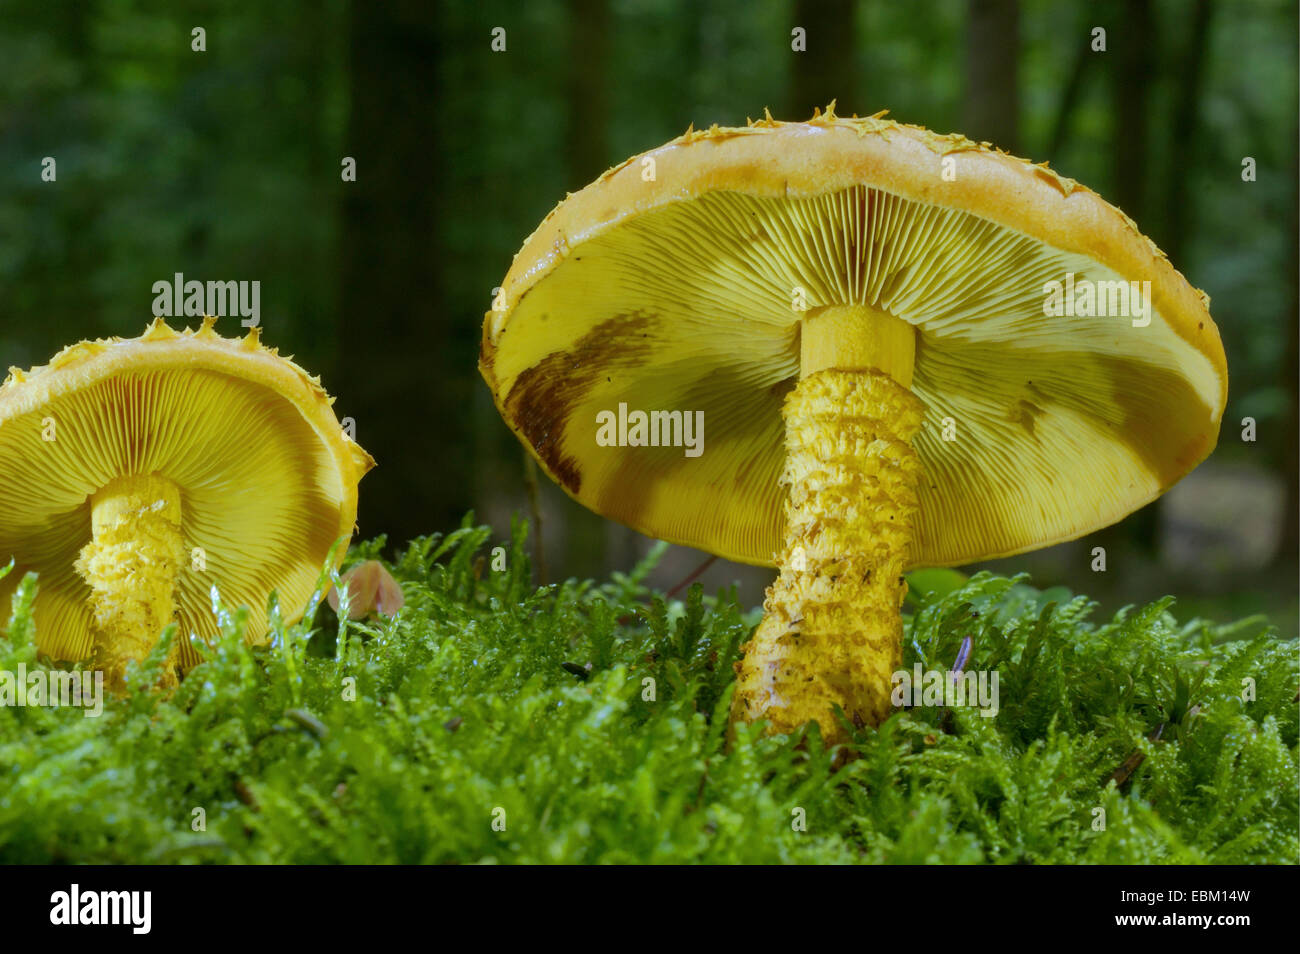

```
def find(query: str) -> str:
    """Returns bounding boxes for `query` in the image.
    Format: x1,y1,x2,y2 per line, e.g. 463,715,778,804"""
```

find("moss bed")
1,517,1296,864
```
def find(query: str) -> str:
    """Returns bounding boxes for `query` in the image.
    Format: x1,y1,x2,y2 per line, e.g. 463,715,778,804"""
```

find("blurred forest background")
1,0,1296,632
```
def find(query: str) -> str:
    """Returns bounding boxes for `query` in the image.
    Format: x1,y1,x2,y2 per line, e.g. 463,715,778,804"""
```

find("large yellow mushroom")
0,318,374,688
480,106,1228,744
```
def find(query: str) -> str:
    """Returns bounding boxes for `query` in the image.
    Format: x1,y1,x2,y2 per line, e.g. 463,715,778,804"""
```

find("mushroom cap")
0,318,374,667
480,107,1228,568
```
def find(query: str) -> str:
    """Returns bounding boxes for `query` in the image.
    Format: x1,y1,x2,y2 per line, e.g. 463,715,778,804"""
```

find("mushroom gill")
0,319,373,689
482,109,1227,746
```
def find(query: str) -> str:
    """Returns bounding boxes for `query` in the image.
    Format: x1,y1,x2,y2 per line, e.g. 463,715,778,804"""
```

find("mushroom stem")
732,304,923,743
75,473,185,689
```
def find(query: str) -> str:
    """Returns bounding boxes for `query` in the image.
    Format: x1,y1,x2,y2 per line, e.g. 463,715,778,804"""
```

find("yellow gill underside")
490,184,1224,568
0,367,347,666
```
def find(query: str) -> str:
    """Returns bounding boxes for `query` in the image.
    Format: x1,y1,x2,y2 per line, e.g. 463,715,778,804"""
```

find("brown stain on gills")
502,312,659,493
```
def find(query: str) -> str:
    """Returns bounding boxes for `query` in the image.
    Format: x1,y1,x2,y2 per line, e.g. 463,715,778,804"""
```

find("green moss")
0,516,1296,864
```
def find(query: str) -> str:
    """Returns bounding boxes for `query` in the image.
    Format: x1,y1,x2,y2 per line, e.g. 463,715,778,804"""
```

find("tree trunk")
561,0,621,577
1280,130,1299,562
337,0,460,546
963,0,1020,151
1043,9,1094,159
1162,0,1212,265
788,0,859,118
1111,0,1153,223
1107,0,1159,555
565,0,610,191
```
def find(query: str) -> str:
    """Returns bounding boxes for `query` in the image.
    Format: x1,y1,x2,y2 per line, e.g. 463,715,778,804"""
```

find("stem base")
732,366,923,742
75,473,184,689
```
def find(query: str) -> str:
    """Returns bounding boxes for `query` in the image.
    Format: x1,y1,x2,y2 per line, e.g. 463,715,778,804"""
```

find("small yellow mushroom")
0,318,374,689
480,105,1228,745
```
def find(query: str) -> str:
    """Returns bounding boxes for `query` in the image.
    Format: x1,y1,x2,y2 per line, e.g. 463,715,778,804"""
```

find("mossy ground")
1,517,1296,864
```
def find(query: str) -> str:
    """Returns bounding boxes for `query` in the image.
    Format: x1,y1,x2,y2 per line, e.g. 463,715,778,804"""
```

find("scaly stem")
75,473,185,689
732,305,923,743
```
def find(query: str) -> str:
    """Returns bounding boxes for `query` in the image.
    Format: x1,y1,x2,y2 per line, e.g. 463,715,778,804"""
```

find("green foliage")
0,521,1295,864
